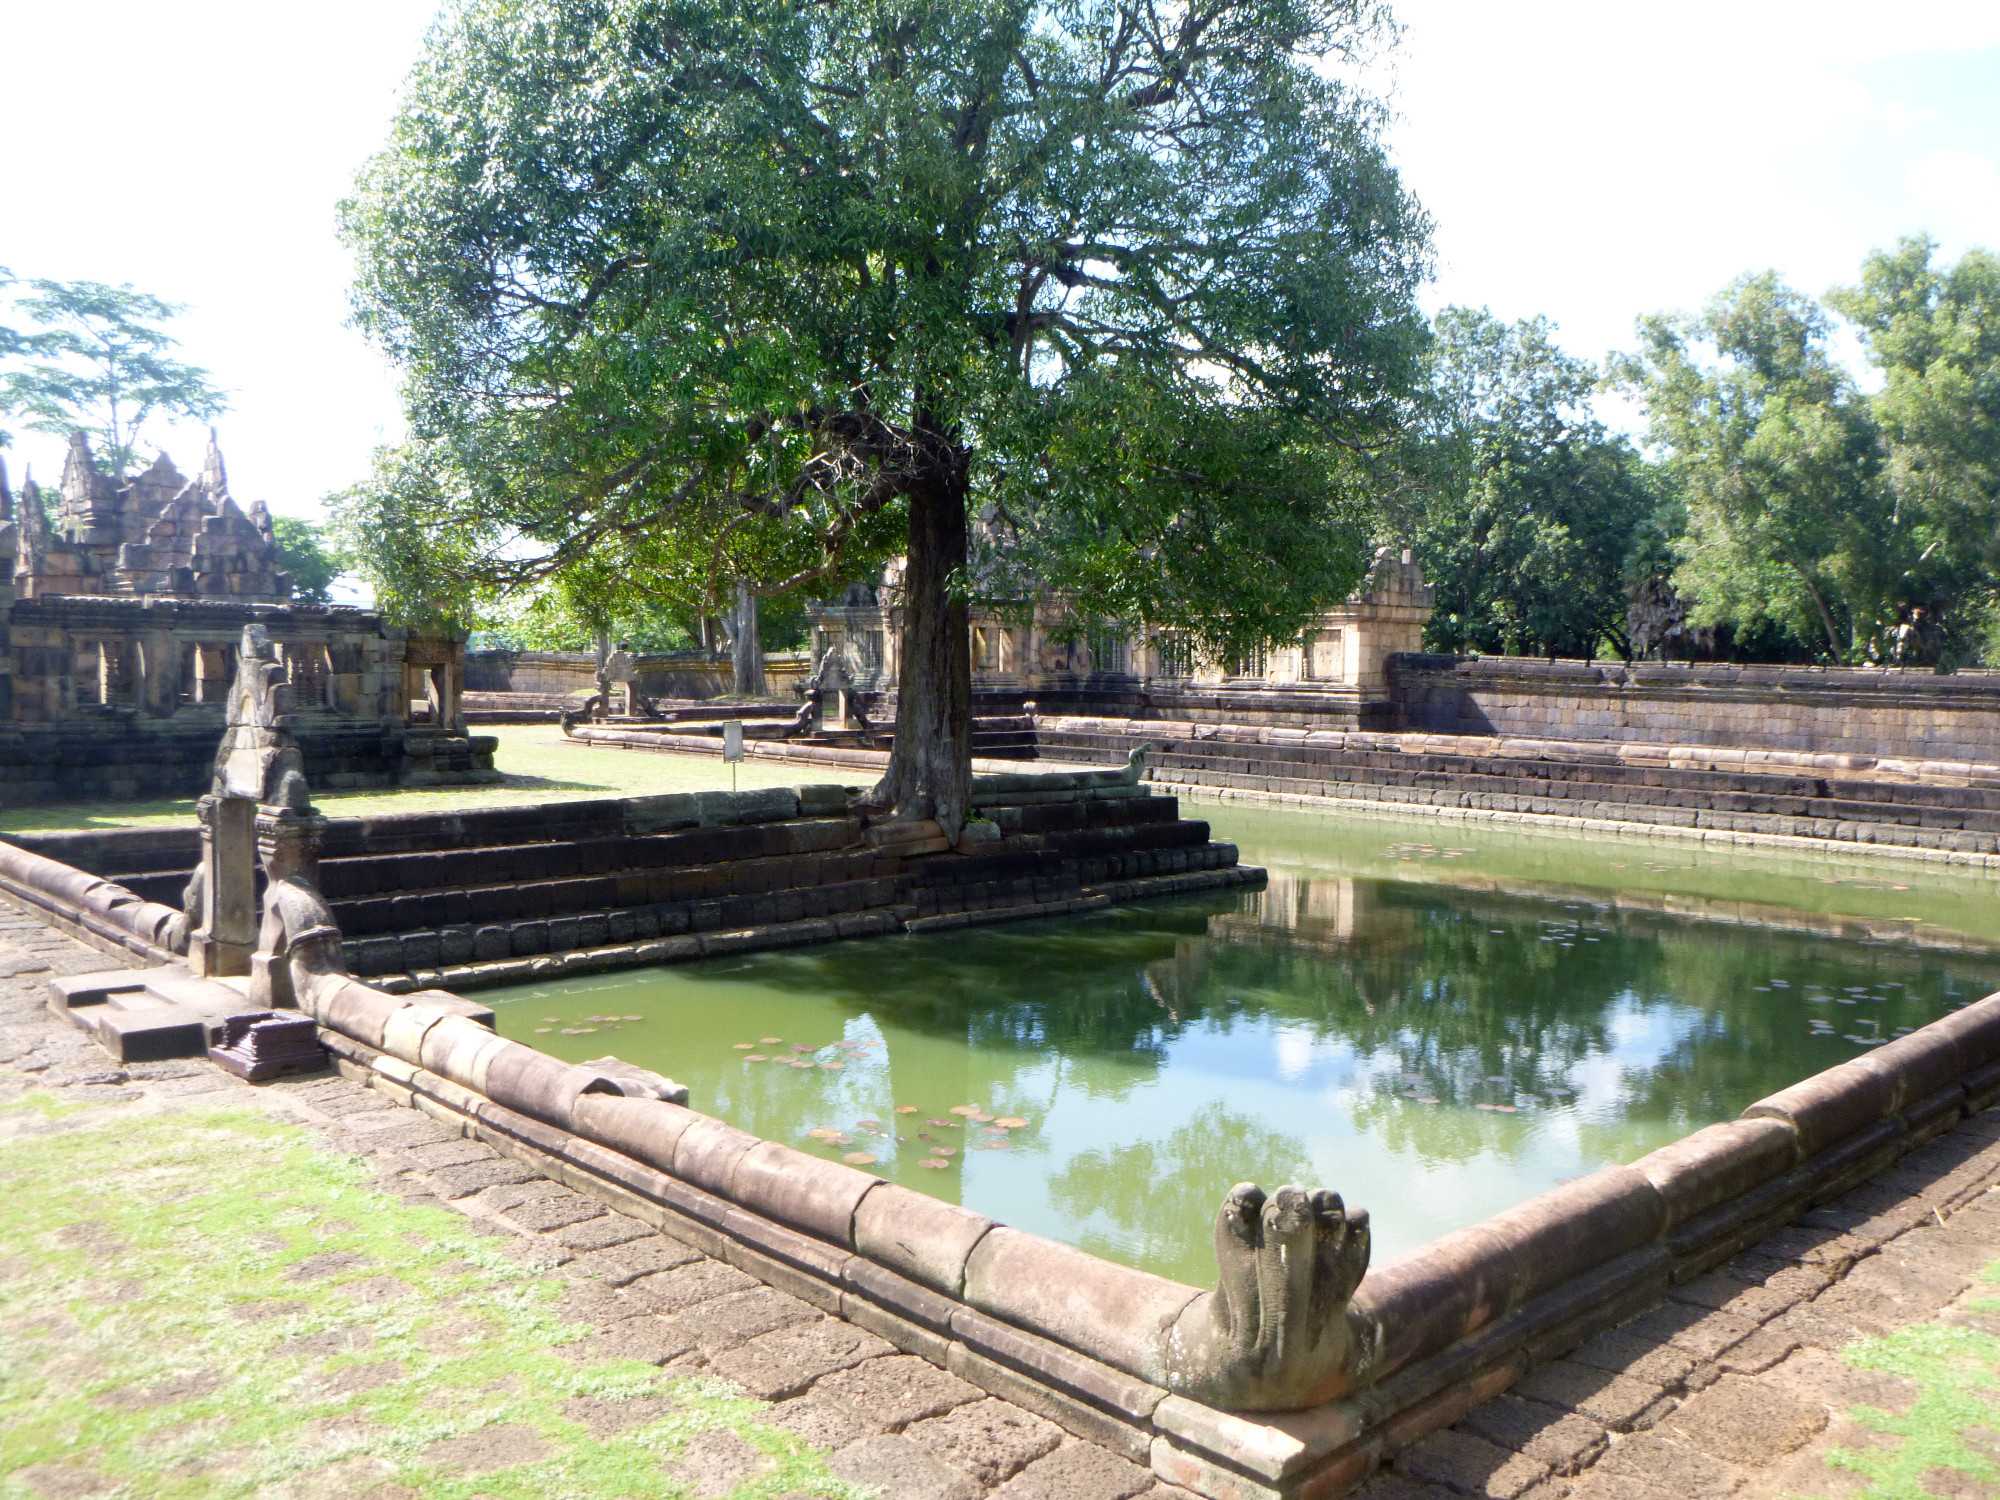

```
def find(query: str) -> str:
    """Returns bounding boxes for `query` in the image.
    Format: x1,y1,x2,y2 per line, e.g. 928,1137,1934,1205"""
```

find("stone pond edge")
279,966,2000,1500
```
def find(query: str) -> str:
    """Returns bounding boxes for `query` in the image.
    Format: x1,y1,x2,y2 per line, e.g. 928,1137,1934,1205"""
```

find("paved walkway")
8,898,2000,1500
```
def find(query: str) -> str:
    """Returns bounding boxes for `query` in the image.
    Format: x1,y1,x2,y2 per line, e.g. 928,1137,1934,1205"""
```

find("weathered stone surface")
632,1258,760,1312
658,1287,820,1355
670,1428,777,1498
903,1398,1064,1485
429,1158,542,1197
708,1317,894,1400
1393,1430,1552,1500
816,1355,985,1431
550,1211,652,1252
1655,1373,1825,1465
767,1394,888,1450
565,1235,702,1286
1513,1363,1666,1431
829,1434,983,1500
1454,1394,1607,1474
1566,1330,1696,1389
989,1441,1156,1500
1584,1433,1743,1499
1757,1345,1921,1415
555,1316,695,1367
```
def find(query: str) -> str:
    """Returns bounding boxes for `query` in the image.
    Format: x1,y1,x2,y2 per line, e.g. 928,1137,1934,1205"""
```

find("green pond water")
484,805,2000,1286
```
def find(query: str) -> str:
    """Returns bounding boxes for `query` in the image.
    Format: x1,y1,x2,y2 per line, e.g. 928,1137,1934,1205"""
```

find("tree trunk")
731,581,766,696
874,476,971,838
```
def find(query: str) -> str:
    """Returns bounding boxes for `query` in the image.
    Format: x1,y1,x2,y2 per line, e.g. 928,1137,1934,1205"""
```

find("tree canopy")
1388,308,1657,660
0,279,228,478
341,0,1432,831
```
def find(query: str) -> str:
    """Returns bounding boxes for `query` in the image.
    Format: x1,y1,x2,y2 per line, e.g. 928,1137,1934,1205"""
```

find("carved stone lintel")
1158,1183,1379,1411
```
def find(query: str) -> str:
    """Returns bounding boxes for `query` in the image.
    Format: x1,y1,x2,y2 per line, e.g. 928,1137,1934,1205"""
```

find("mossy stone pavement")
10,902,2000,1499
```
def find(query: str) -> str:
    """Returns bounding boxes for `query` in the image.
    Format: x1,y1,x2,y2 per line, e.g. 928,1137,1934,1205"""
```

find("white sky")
2,1,1997,520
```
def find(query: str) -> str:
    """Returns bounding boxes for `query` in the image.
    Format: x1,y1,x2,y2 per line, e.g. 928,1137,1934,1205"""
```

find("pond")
482,804,2000,1285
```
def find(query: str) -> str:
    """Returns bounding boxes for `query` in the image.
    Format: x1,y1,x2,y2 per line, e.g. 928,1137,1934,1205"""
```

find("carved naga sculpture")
1160,1183,1379,1410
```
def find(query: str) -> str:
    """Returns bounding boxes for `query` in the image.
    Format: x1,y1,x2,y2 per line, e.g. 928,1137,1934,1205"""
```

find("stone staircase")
4,779,1257,991
1033,718,2000,856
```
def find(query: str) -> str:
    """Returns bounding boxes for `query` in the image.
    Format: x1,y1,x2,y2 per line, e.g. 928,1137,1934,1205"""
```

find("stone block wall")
465,649,811,702
0,598,495,803
1033,715,2000,858
1391,655,2000,763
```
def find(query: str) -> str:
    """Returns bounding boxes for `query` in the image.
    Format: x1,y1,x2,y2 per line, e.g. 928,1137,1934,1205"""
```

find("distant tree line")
1401,237,2000,669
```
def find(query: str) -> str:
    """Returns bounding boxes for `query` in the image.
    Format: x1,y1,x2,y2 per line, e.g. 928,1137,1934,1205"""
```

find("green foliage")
269,515,348,604
338,0,1433,692
1829,236,2000,666
1389,308,1659,659
0,277,228,477
1615,273,1898,662
324,443,488,630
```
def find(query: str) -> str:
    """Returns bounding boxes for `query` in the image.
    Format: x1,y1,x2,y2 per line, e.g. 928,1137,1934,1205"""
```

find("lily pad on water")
894,1106,918,1114
917,1158,950,1169
790,1060,814,1069
930,1146,956,1157
948,1104,979,1117
745,1054,766,1061
844,1153,878,1165
820,1061,844,1070
978,1140,1009,1150
761,1037,783,1044
792,1045,816,1053
733,1043,753,1050
807,1128,840,1140
927,1119,952,1126
534,1027,552,1034
994,1117,1027,1129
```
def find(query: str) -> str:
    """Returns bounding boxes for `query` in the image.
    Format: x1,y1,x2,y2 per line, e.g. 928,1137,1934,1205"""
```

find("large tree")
0,279,228,478
342,0,1430,834
1829,237,2000,665
1388,308,1656,659
1614,273,1896,662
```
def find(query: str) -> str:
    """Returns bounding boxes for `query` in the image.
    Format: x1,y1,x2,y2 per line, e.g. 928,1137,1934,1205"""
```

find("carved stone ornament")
214,624,310,809
1158,1183,1379,1410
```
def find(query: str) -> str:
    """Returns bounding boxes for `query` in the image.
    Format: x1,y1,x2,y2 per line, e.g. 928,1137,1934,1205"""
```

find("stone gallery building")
805,544,1435,727
0,434,494,802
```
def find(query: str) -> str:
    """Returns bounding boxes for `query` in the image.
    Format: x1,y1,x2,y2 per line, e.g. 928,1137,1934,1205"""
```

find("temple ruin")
0,434,495,802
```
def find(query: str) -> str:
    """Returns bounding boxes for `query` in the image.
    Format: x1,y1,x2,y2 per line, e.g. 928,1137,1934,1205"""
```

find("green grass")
0,1095,857,1499
0,726,838,836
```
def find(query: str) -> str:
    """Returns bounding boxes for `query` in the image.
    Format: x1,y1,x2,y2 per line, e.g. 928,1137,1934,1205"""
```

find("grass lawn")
0,727,842,837
0,1093,854,1500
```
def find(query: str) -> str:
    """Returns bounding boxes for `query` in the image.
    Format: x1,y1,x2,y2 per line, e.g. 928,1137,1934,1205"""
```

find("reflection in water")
485,808,2000,1284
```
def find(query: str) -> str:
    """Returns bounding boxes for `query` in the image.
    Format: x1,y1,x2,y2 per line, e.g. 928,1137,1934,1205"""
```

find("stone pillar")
249,806,325,1009
188,792,257,976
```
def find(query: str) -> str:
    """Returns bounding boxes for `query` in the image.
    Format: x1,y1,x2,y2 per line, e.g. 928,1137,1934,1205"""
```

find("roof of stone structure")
22,431,292,603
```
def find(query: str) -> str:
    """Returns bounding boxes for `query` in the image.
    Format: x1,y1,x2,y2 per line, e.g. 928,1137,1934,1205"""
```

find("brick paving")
11,892,2000,1499
1362,1117,2000,1500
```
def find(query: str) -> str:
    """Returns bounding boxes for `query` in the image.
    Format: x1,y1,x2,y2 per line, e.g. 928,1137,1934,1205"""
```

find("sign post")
723,720,743,793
